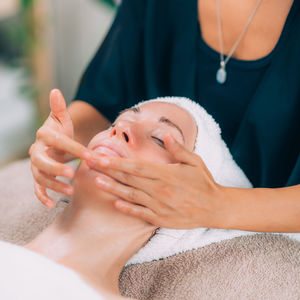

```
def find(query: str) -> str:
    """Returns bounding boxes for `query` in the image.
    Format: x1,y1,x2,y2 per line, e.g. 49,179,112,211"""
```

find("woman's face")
73,102,197,203
88,102,197,164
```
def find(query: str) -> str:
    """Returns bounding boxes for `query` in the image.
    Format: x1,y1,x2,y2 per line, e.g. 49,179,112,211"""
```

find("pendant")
216,66,227,84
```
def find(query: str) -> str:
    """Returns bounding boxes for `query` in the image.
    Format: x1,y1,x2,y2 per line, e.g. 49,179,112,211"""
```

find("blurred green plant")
21,0,34,10
0,0,37,106
0,0,35,65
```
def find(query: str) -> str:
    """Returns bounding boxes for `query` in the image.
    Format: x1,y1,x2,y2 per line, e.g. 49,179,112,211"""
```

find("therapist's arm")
223,184,300,233
68,100,111,146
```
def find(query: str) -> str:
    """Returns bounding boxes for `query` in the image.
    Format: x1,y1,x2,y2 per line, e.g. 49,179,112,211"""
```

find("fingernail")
46,200,54,208
51,89,59,96
168,135,175,144
96,177,108,186
99,157,110,166
63,187,73,195
83,151,92,160
115,200,125,208
62,169,73,178
89,159,97,166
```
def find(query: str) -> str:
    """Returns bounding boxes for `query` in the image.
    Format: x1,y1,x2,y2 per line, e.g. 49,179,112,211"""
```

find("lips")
92,140,126,158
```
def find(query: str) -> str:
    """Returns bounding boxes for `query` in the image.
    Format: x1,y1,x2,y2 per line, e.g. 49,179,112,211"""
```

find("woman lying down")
2,97,296,299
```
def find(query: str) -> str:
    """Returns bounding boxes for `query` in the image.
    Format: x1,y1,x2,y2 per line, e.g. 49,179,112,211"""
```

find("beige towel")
0,160,300,299
0,159,67,245
120,234,300,299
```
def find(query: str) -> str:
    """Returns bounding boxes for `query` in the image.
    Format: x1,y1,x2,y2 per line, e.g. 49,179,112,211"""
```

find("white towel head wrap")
126,97,300,267
125,97,254,266
134,96,248,186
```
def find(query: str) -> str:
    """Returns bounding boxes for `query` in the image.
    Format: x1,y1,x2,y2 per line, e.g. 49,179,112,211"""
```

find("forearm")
222,184,300,233
68,101,111,146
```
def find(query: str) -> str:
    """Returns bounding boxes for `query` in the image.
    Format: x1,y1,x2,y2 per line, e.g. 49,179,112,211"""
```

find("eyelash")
151,136,165,149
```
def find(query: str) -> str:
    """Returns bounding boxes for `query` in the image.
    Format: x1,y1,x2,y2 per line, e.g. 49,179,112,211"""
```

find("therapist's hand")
29,89,92,208
88,135,228,229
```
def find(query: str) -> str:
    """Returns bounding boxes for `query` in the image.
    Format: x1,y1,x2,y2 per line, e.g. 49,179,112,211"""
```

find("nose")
110,120,136,146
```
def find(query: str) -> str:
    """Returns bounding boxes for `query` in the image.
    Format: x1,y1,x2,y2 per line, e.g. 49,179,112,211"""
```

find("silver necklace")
216,0,263,84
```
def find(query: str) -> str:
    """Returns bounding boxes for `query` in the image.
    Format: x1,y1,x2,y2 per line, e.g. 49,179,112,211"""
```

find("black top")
74,0,300,188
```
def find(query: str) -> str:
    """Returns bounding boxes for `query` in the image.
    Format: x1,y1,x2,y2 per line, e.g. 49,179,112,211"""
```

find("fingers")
30,140,76,208
95,175,154,208
114,199,156,225
164,134,203,166
49,89,71,124
30,144,74,178
88,157,160,196
34,183,55,208
31,165,73,195
88,155,161,179
36,127,91,161
30,89,86,208
89,160,156,193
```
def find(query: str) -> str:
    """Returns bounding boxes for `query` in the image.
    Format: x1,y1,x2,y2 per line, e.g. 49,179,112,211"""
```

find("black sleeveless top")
74,0,300,188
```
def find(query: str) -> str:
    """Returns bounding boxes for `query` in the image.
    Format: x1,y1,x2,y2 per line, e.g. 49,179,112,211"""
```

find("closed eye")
151,136,165,149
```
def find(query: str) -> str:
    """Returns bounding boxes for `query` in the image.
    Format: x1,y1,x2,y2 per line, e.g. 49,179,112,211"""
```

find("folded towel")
127,220,300,266
0,240,103,300
120,234,300,300
0,159,68,245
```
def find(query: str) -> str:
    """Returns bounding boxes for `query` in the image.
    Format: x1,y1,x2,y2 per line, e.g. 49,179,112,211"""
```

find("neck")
26,200,155,297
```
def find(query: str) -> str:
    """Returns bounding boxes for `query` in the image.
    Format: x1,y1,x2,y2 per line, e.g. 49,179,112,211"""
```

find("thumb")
49,89,71,123
164,134,199,166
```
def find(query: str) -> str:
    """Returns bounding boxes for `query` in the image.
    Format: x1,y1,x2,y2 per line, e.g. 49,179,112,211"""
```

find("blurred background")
0,0,118,167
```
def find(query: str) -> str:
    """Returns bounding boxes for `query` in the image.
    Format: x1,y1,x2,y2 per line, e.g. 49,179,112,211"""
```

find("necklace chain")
216,0,263,83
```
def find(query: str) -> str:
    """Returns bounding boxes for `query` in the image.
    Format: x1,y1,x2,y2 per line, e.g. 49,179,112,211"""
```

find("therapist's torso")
74,0,300,188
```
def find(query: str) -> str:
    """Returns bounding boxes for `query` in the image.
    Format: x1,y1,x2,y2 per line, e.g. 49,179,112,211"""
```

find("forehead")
139,101,193,124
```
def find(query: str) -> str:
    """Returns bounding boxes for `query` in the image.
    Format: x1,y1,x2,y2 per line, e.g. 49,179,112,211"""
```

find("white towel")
127,97,300,265
0,240,103,300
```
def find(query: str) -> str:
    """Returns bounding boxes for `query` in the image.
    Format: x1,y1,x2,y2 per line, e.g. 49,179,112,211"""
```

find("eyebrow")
117,106,140,116
117,106,185,142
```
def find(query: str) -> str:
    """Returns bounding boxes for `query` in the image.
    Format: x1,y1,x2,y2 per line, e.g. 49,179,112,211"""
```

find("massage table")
0,159,299,299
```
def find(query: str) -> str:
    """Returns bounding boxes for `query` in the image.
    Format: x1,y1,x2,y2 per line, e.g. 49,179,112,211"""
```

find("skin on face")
89,102,197,162
73,102,197,201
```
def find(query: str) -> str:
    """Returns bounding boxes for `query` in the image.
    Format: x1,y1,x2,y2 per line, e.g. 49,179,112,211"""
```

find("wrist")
211,185,239,230
214,186,284,232
200,183,232,230
206,184,300,233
